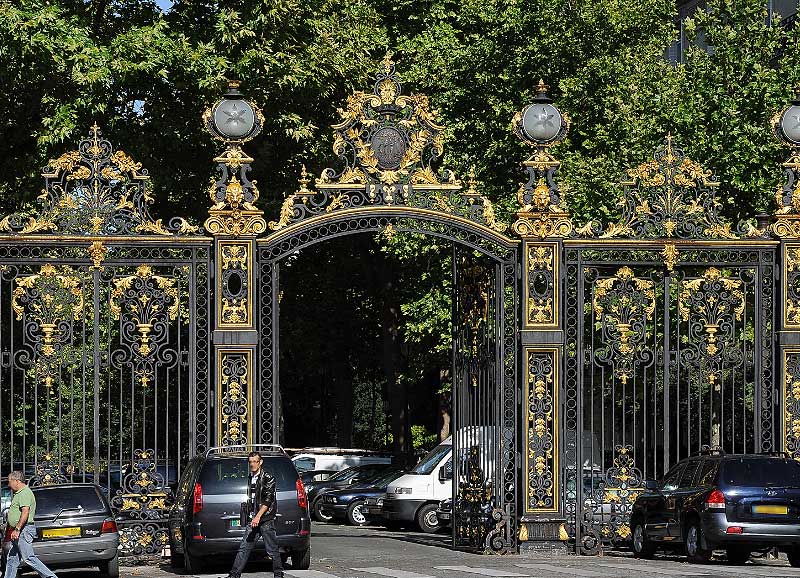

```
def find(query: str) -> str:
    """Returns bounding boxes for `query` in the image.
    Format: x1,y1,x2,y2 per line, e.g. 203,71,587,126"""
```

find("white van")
291,448,392,473
383,427,499,533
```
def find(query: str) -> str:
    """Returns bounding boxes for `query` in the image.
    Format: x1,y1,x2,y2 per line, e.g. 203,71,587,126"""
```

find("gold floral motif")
87,241,107,270
662,243,678,272
513,212,573,239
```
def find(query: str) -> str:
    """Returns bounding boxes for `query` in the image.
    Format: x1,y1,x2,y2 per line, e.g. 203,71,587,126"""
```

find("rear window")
199,457,299,494
293,457,315,472
722,457,800,487
33,486,107,518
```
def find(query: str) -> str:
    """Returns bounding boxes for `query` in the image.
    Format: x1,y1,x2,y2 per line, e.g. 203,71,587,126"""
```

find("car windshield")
412,445,451,475
33,486,107,518
722,457,800,487
369,469,403,487
199,457,299,494
327,468,361,482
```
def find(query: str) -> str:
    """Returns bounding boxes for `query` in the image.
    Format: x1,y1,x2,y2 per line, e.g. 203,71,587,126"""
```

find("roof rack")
292,447,392,456
693,445,725,457
205,444,286,457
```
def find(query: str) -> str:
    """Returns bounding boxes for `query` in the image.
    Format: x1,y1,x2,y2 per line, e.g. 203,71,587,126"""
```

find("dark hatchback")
308,464,393,522
168,446,311,573
1,484,120,577
318,469,405,526
631,452,800,565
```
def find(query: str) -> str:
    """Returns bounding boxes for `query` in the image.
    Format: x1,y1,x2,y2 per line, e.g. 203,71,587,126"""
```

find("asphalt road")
41,523,800,578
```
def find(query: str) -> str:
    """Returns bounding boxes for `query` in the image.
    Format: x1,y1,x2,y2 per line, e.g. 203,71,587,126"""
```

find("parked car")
168,445,311,573
0,484,120,577
300,470,336,487
291,449,392,473
436,498,452,527
317,469,405,526
631,451,800,565
384,437,453,533
308,464,393,522
362,495,386,521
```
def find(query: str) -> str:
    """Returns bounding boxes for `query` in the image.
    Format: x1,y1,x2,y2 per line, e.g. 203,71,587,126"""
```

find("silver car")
1,484,119,577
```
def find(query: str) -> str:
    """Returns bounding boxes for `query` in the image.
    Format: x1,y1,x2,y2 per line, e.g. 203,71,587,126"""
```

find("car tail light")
727,526,744,534
193,482,203,514
706,489,726,509
101,520,117,534
296,478,307,510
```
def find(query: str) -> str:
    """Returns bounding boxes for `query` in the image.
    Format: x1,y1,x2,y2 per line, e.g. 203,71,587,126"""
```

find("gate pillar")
203,83,267,447
772,90,800,460
511,81,571,552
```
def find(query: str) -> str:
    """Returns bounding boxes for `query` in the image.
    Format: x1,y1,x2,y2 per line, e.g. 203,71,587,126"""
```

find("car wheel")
632,522,656,559
292,546,311,570
725,548,750,565
313,498,334,523
685,521,712,563
788,547,800,567
347,500,368,526
416,503,441,533
100,554,120,578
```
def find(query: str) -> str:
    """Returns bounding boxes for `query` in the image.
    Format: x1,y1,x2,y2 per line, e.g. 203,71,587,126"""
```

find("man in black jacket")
226,451,284,578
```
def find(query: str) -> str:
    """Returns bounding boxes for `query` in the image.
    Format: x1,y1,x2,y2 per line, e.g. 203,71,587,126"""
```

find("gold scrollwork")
526,244,557,327
783,349,800,460
218,242,252,327
786,245,800,327
218,350,253,446
593,267,656,385
662,242,678,272
678,267,745,386
109,265,181,387
525,348,559,513
12,264,85,388
513,212,574,239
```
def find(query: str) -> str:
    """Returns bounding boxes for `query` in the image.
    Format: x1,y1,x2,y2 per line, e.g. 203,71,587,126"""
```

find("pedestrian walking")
226,451,284,578
3,471,57,578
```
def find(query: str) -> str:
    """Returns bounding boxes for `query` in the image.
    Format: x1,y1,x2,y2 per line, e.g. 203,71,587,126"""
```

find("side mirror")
438,464,453,482
644,479,660,491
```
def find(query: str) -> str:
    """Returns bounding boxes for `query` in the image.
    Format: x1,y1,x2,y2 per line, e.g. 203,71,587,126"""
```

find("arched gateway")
0,57,799,558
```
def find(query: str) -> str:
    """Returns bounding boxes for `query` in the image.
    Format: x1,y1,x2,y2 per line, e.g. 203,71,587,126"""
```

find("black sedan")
307,464,393,522
318,469,406,526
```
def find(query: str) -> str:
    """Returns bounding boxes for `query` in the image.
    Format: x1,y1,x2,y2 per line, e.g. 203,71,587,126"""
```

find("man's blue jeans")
3,525,57,578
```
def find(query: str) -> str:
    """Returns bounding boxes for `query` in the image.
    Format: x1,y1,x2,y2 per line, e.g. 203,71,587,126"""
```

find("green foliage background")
1,0,799,449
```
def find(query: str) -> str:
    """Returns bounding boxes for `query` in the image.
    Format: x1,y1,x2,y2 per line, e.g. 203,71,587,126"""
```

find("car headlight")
331,497,338,503
394,487,413,494
377,498,384,506
305,485,315,493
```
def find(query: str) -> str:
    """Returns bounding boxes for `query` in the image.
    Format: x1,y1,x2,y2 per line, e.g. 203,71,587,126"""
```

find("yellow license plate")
753,505,789,515
41,527,81,539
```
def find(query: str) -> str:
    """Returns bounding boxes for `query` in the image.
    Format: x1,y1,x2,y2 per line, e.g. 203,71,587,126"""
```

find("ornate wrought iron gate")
252,57,520,553
561,139,778,553
0,126,210,554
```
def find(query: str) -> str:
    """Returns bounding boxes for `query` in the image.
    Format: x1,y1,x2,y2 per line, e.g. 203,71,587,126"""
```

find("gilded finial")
227,79,241,90
466,166,478,195
298,165,311,194
535,79,550,94
382,51,395,75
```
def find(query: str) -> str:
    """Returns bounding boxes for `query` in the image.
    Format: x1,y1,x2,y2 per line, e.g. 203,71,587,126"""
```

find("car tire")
725,548,750,565
685,520,712,563
416,503,441,533
632,522,656,559
347,500,368,526
100,554,120,578
788,548,800,567
292,546,311,570
313,498,334,523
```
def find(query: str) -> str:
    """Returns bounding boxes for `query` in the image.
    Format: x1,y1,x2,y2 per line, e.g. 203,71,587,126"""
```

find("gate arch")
249,56,520,553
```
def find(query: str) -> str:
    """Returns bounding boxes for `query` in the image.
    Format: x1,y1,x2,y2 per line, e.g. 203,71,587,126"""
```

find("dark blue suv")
631,451,800,565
